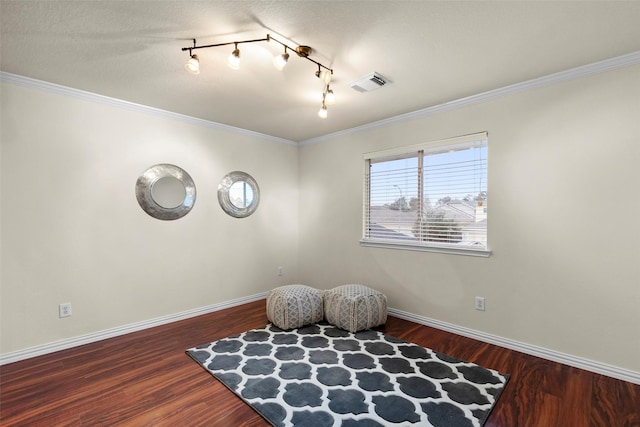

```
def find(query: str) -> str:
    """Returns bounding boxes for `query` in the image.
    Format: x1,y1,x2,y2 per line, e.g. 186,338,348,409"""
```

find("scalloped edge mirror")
135,164,196,220
218,171,260,218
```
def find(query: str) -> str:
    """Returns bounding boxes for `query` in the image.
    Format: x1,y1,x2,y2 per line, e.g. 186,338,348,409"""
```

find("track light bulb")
315,69,332,84
273,51,289,71
321,70,332,84
185,54,200,75
325,88,335,105
318,103,328,119
227,48,240,70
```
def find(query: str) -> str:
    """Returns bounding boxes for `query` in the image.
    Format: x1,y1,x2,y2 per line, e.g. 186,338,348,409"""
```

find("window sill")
360,239,492,258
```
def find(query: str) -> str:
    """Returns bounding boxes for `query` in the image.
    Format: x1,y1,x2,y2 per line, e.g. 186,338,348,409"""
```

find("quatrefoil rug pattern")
187,323,509,427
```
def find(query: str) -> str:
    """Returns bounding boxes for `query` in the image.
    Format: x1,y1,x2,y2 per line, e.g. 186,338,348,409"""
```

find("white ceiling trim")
0,72,297,146
300,50,640,146
3,49,639,148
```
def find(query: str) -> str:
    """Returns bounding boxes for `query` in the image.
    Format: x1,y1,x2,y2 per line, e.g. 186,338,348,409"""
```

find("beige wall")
1,82,299,354
298,64,640,372
2,63,639,374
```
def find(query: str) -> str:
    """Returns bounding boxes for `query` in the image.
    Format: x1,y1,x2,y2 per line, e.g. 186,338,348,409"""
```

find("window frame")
361,132,491,257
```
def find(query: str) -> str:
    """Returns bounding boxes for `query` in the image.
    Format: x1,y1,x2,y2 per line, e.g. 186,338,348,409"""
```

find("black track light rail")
181,34,333,75
181,36,268,53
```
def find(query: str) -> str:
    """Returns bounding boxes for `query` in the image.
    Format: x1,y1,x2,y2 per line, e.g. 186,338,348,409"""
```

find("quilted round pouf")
266,285,324,330
324,284,387,333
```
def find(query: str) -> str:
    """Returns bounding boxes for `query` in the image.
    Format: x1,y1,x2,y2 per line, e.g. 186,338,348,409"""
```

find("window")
362,132,489,256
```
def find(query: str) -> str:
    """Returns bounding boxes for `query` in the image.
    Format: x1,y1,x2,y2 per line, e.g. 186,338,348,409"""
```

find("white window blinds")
362,132,489,256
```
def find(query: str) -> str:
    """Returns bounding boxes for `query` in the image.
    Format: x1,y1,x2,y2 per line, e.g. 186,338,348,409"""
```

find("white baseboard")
3,297,638,386
0,292,268,366
388,307,640,385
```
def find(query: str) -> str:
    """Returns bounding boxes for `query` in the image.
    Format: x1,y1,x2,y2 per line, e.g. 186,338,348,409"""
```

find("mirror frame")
218,171,260,218
135,164,196,220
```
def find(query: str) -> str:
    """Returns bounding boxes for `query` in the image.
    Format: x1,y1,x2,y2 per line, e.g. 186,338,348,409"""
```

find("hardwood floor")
1,300,638,426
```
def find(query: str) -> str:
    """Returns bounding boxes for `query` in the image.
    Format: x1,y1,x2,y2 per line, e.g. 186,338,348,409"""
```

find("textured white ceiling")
2,1,640,142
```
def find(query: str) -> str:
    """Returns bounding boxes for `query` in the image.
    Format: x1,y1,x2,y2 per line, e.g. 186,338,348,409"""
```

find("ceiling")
2,1,640,143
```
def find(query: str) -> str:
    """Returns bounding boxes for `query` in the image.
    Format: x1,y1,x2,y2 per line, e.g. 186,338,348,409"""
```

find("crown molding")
3,49,639,147
0,72,297,146
300,50,640,146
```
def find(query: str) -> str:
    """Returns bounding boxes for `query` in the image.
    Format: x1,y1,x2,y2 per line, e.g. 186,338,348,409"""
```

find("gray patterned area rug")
186,323,509,427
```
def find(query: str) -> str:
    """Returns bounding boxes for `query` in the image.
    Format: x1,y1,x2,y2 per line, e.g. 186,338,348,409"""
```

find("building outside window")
362,132,489,257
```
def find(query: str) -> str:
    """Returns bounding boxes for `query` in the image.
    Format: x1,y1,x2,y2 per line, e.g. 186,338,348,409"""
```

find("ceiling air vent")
348,72,390,93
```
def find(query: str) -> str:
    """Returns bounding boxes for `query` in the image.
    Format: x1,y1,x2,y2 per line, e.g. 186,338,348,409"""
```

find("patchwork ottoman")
324,284,387,332
266,285,324,330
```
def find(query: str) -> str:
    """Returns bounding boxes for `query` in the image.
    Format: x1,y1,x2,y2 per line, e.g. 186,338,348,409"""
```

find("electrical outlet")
475,297,485,311
59,303,72,318
277,267,283,276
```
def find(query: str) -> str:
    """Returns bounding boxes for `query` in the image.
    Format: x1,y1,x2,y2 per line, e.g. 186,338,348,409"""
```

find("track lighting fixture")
314,64,332,85
185,53,200,75
318,102,328,119
227,43,241,70
273,47,289,71
325,86,335,105
181,33,335,119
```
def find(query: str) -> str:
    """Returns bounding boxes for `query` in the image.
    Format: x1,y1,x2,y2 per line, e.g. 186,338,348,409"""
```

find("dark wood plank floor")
1,299,638,426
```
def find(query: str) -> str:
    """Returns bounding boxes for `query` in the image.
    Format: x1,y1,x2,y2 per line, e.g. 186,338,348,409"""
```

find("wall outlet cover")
59,303,72,318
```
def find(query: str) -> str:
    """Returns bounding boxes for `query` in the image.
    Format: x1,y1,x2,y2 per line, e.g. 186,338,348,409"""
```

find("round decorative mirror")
151,176,187,209
135,164,196,220
218,171,260,218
